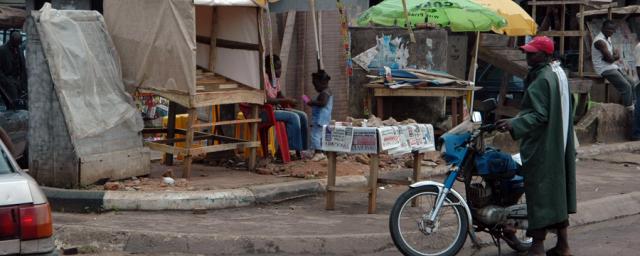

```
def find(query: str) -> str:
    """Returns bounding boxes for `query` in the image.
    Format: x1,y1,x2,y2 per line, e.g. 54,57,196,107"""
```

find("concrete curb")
570,191,640,226
43,176,368,212
577,141,640,157
53,192,640,255
43,141,640,212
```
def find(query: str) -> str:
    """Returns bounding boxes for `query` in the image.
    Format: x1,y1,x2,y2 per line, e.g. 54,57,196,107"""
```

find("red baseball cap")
520,36,554,55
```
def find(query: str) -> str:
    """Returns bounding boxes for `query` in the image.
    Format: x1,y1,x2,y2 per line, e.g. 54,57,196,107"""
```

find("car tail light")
19,203,52,240
0,207,19,239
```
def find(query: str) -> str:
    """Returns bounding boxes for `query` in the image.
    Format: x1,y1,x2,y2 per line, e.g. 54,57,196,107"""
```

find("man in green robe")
496,36,577,256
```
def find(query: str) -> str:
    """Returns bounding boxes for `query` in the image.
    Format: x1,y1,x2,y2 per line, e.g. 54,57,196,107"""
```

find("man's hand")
613,49,621,60
496,119,513,133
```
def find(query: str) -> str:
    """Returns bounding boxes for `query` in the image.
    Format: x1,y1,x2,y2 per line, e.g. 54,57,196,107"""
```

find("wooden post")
248,104,259,170
208,7,217,72
560,4,566,55
451,97,459,127
183,108,198,179
496,73,510,120
376,97,384,119
368,154,380,214
165,101,178,166
326,151,337,210
412,152,423,207
579,4,585,77
279,11,296,89
412,152,422,183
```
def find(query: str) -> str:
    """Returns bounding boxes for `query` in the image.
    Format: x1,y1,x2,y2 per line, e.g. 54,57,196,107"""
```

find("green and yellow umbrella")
357,0,507,32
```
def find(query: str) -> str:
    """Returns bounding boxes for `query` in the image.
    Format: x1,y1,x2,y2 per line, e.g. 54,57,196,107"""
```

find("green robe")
510,62,577,230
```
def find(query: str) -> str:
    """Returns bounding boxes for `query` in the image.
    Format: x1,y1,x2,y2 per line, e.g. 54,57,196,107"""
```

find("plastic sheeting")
104,0,262,99
36,3,142,140
104,0,197,96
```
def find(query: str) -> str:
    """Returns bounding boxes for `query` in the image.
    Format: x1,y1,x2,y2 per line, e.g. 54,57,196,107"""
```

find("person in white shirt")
631,40,640,140
592,20,635,107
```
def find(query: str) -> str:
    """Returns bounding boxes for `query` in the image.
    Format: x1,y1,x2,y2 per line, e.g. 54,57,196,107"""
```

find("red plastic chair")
241,104,290,163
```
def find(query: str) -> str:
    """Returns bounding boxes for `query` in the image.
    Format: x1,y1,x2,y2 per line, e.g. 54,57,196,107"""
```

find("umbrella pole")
469,32,481,113
401,0,416,43
309,0,322,71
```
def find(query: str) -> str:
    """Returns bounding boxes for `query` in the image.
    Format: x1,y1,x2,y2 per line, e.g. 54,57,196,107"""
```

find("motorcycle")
389,100,532,256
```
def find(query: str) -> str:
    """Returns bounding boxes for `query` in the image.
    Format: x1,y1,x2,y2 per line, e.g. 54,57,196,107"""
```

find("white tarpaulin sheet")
36,4,142,140
104,0,196,96
104,0,262,98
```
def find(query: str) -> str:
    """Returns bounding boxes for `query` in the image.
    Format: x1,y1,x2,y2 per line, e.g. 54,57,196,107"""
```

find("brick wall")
280,11,350,121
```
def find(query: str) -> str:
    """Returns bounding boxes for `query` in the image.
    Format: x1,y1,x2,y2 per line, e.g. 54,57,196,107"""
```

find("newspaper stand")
323,124,435,214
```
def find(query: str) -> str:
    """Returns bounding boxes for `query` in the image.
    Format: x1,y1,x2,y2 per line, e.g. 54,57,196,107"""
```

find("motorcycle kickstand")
490,233,502,256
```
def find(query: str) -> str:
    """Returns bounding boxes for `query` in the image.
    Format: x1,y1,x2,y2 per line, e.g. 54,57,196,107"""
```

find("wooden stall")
104,0,267,178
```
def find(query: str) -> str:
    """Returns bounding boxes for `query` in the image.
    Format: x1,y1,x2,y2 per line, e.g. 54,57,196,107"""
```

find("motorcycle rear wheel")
389,185,469,256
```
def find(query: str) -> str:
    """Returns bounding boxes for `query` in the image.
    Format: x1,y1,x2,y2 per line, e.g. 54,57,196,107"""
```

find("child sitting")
307,70,333,161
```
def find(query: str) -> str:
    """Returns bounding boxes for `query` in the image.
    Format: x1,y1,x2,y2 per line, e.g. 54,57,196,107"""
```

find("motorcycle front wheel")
389,185,469,256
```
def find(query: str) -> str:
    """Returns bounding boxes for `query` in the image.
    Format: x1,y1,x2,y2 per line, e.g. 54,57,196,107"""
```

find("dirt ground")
85,153,422,192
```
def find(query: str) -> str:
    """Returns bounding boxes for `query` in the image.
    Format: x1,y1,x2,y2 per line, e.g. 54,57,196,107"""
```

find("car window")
0,146,15,174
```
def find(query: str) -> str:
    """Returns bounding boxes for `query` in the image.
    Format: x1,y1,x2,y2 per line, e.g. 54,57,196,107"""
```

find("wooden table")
366,84,480,127
325,151,425,214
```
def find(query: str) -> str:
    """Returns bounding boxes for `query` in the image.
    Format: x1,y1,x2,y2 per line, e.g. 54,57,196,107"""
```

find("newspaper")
350,127,379,154
378,126,402,151
387,126,412,156
322,125,354,152
415,124,436,152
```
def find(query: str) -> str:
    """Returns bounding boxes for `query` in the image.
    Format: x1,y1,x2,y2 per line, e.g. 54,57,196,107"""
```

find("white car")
0,140,56,255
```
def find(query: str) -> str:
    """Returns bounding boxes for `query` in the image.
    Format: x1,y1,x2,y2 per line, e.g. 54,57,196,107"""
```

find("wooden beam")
191,118,261,129
478,47,528,78
326,152,337,210
368,154,380,214
528,1,613,6
183,108,198,179
248,105,259,171
196,36,260,51
193,89,265,107
145,142,187,155
372,87,471,98
579,4,585,77
538,30,583,37
560,4,566,55
189,141,260,156
279,11,296,90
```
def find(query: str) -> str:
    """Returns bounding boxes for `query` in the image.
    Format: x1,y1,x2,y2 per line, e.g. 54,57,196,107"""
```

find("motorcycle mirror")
471,111,482,123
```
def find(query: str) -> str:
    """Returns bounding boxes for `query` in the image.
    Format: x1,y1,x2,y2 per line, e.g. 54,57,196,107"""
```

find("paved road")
53,158,640,255
75,214,640,256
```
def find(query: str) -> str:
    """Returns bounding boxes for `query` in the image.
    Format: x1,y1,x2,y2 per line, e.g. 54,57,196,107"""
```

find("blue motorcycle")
389,101,531,256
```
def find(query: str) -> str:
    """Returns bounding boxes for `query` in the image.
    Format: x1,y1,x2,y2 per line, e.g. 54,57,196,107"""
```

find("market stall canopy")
0,6,26,29
357,0,506,32
104,0,263,104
